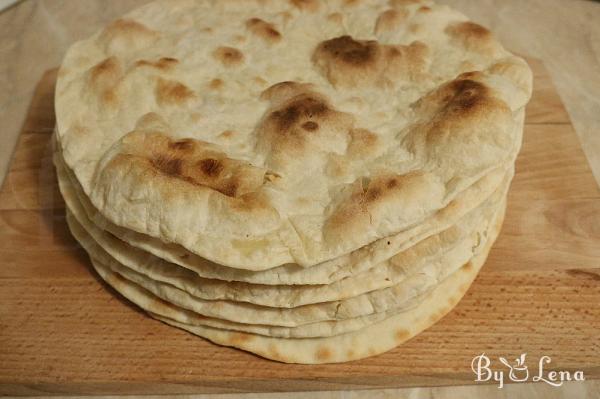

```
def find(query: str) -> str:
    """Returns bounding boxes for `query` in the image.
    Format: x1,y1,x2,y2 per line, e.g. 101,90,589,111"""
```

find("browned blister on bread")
102,113,269,201
246,18,282,44
445,21,502,56
313,36,430,88
212,46,245,67
98,19,159,55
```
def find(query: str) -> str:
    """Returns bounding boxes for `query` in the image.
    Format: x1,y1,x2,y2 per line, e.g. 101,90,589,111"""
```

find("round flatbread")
60,141,509,308
70,198,499,327
54,143,512,285
55,0,531,270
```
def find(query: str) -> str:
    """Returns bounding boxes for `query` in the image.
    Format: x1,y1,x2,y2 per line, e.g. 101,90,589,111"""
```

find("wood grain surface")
0,59,599,396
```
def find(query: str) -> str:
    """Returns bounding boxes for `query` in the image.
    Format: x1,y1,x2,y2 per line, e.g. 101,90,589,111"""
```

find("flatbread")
89,200,505,363
54,142,512,286
62,147,509,307
55,0,531,270
90,257,422,338
66,194,504,328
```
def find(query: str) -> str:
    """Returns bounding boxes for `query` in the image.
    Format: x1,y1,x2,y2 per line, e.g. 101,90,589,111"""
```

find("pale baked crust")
55,0,531,269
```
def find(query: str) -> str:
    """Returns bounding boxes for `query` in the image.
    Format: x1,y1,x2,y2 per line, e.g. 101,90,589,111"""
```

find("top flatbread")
55,0,531,269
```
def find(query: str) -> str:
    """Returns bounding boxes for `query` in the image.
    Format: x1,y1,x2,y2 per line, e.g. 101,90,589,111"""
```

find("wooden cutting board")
1,58,599,396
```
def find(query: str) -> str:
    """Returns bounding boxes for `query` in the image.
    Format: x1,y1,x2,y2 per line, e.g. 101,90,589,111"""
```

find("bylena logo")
471,353,585,389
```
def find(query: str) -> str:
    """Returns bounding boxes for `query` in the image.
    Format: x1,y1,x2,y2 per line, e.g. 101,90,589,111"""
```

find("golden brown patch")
99,19,159,53
364,186,382,202
419,77,486,114
446,80,488,111
416,78,510,146
246,18,282,44
90,57,121,83
134,57,179,71
462,261,473,271
318,35,379,66
221,182,240,198
102,19,155,37
343,0,361,6
325,171,426,235
270,95,330,132
458,71,484,80
445,22,498,55
375,9,408,35
151,155,183,176
315,346,332,361
448,21,491,39
212,46,245,67
257,83,354,169
264,171,281,183
418,5,431,12
155,78,196,106
347,349,355,358
115,126,268,200
228,332,255,345
313,36,429,88
168,138,195,151
198,158,224,177
290,0,319,12
209,78,224,90
395,329,411,342
301,121,319,131
386,178,399,189
260,81,314,103
89,56,123,105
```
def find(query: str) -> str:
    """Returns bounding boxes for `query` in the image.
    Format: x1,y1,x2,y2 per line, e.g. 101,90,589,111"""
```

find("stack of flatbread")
53,0,532,363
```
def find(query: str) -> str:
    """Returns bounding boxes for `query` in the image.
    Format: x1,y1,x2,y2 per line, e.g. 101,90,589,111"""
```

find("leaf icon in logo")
499,353,529,382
